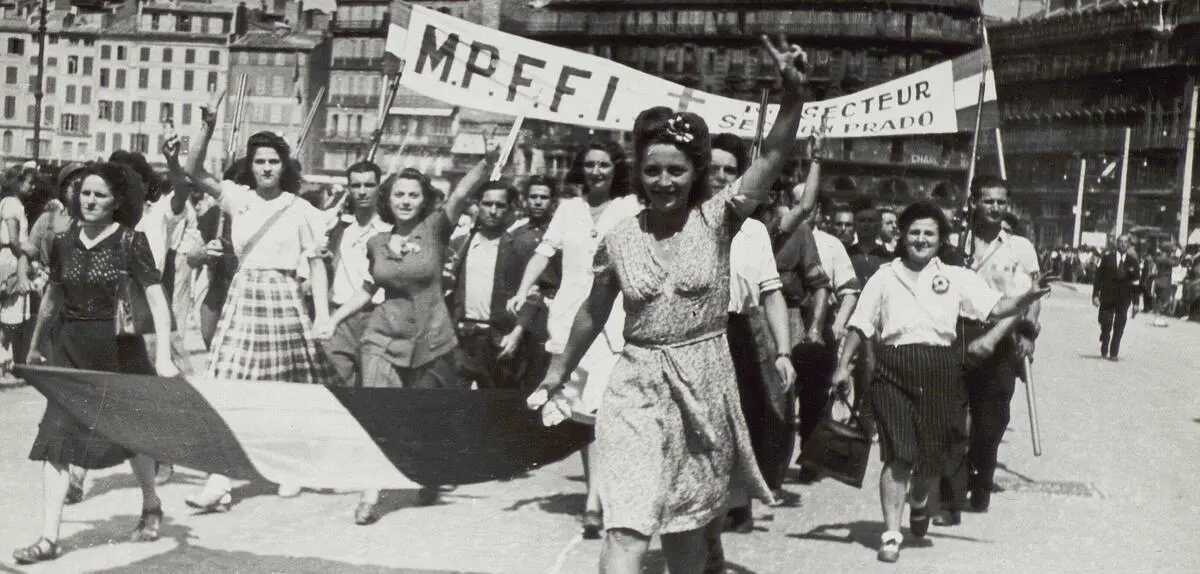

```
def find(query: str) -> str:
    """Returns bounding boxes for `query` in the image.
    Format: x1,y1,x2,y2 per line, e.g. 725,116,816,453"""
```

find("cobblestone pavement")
0,285,1197,573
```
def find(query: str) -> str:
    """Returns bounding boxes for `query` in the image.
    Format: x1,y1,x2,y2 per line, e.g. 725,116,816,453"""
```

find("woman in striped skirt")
182,103,337,510
832,201,1053,563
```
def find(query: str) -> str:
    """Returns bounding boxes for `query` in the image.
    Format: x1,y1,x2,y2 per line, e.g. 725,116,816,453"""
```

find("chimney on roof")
234,1,248,35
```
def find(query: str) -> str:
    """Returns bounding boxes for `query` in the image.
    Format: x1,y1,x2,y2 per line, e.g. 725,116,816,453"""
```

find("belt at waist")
624,329,726,453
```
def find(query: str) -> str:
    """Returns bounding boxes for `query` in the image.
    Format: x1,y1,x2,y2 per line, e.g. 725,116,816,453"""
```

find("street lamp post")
31,0,48,164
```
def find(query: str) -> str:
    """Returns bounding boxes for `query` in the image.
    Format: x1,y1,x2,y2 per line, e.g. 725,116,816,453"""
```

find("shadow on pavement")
995,462,1037,483
502,492,586,516
53,511,196,559
641,549,759,574
788,521,988,550
97,544,491,573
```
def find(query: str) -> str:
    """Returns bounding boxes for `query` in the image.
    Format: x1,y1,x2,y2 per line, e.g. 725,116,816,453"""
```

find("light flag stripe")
186,378,421,490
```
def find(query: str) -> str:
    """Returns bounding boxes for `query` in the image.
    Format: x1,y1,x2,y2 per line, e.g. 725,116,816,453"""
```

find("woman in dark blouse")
12,163,178,565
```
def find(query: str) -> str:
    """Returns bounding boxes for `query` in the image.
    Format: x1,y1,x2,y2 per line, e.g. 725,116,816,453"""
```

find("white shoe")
277,484,302,498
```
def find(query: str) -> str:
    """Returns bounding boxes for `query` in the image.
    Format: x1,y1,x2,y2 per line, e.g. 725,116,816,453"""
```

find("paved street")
1,284,1197,573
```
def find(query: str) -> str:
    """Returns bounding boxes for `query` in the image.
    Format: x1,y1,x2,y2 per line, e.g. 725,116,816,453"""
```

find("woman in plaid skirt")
180,100,337,510
832,202,1053,563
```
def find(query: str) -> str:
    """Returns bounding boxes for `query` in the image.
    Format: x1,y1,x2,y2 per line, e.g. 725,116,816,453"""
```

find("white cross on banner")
386,3,997,139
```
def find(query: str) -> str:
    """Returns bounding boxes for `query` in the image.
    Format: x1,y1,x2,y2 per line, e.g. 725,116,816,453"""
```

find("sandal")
581,510,603,540
13,538,59,565
186,489,233,513
877,531,902,563
130,506,164,542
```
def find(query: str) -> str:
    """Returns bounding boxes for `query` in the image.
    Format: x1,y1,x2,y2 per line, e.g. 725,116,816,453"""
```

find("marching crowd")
0,35,1099,571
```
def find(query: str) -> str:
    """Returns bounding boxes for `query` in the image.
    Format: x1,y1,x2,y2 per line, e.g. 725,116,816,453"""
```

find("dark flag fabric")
15,366,592,489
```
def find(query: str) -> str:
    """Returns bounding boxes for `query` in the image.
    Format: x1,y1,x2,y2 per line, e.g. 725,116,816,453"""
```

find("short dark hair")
631,106,711,210
711,133,749,176
970,174,1008,200
108,150,160,203
234,131,302,193
69,162,147,227
523,174,558,199
895,200,952,258
565,140,631,198
345,160,382,183
480,181,519,206
377,168,439,225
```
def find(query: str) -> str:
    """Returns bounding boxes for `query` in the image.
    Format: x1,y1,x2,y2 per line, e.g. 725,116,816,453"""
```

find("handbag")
115,227,155,336
798,396,872,488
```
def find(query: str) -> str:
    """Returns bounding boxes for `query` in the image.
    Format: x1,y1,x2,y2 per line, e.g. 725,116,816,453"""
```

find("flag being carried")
385,2,997,139
16,366,592,490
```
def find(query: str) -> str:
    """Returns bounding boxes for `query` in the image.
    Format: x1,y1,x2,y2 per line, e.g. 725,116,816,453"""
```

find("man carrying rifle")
941,176,1042,525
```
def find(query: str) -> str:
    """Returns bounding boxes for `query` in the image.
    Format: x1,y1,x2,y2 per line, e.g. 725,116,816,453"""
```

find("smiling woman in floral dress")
529,35,809,574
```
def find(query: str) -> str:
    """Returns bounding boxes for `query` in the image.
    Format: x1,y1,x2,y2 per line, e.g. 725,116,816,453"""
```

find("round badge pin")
931,275,950,294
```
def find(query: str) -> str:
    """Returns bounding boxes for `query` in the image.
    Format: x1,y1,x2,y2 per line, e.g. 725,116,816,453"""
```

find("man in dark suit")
1093,234,1141,361
449,181,548,390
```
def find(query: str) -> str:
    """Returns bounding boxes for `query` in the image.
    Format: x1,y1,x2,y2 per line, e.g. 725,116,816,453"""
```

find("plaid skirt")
872,344,965,478
207,269,337,385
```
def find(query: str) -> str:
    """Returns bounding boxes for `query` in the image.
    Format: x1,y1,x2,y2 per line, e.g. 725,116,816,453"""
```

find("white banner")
390,6,995,139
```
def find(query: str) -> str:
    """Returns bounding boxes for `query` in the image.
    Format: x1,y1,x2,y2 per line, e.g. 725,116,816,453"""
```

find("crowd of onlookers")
1038,241,1200,322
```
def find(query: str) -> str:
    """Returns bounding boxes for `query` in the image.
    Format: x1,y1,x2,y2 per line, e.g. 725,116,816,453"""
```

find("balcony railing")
990,5,1177,49
994,45,1179,82
323,132,455,147
331,57,383,70
328,94,381,109
331,17,388,34
980,124,1182,155
511,9,979,44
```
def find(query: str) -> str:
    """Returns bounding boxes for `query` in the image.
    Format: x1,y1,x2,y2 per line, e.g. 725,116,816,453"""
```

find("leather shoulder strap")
238,196,297,265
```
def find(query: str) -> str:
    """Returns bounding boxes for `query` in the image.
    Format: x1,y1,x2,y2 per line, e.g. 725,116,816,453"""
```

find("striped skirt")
207,269,337,385
871,344,965,478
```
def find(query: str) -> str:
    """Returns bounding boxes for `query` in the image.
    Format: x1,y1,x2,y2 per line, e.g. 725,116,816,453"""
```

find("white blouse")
219,180,325,271
535,194,643,354
848,258,1002,347
728,218,782,314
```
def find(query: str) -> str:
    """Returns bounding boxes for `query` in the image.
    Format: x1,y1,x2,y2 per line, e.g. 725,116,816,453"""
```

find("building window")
140,47,150,61
132,101,145,122
185,49,195,64
27,75,35,93
274,52,286,66
99,68,110,87
159,103,173,124
113,101,124,122
207,71,218,92
237,51,250,65
46,76,55,94
2,130,11,154
112,133,121,150
182,103,192,125
4,66,15,84
209,50,219,65
47,57,57,69
77,142,87,158
99,100,112,120
116,69,126,89
82,57,93,75
96,131,106,152
81,86,91,105
161,69,171,90
150,14,160,31
2,96,14,119
131,133,149,153
272,75,284,96
163,48,173,63
101,45,111,60
6,38,24,55
177,15,192,33
138,69,148,89
255,75,266,95
62,141,71,160
65,84,76,104
44,105,54,124
67,56,79,74
117,46,127,60
61,113,78,133
184,71,194,91
26,105,34,123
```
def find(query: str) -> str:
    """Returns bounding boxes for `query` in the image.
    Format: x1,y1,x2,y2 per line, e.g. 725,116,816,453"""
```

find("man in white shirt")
324,162,390,386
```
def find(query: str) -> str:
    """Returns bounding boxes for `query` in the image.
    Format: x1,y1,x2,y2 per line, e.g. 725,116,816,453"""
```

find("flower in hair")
665,115,696,144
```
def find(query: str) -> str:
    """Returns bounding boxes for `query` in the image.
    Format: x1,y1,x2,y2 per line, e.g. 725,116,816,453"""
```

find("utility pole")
1180,79,1198,247
31,0,48,164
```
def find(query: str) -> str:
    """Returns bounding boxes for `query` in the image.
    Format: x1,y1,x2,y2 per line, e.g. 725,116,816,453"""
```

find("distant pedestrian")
1092,234,1141,360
